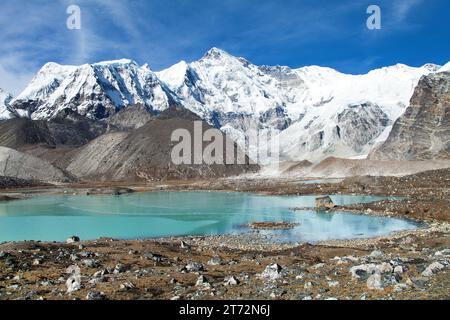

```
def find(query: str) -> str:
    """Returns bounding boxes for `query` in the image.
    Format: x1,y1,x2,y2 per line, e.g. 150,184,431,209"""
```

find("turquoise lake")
0,191,420,243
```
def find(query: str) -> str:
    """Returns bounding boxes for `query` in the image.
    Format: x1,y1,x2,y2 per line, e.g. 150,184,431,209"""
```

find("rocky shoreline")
0,223,448,301
0,168,449,300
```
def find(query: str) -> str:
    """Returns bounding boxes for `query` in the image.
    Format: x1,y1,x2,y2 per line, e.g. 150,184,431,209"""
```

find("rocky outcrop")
0,110,109,150
370,72,450,160
0,118,56,150
104,104,154,130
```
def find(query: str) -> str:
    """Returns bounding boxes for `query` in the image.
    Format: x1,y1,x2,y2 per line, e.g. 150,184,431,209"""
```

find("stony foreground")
0,168,449,300
0,223,448,300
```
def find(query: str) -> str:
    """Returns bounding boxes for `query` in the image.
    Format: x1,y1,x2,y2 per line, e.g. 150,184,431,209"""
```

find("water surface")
0,191,419,243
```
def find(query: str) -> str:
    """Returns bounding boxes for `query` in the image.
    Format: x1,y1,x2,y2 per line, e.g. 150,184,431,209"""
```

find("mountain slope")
11,60,180,120
370,71,450,160
157,48,440,161
9,50,446,162
104,103,154,130
0,88,14,120
0,146,71,183
439,62,450,72
66,108,258,181
0,110,109,150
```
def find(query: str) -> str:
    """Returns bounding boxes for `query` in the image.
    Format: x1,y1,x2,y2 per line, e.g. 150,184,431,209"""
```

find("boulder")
185,262,204,273
86,291,106,300
315,196,336,211
224,276,240,286
367,274,384,290
66,236,80,244
259,264,283,281
422,262,446,277
82,259,99,268
196,275,209,287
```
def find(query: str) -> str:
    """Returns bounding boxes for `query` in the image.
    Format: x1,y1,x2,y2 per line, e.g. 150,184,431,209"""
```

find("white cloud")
392,0,423,22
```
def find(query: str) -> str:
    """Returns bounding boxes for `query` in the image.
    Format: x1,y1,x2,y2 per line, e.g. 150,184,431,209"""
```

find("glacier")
0,88,14,120
7,48,447,162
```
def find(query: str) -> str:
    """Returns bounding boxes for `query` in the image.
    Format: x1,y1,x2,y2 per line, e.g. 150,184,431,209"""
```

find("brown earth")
0,168,449,300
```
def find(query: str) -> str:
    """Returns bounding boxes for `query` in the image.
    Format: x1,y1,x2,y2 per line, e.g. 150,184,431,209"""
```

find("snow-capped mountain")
439,62,450,73
11,59,179,120
9,48,446,162
157,48,440,161
0,88,14,120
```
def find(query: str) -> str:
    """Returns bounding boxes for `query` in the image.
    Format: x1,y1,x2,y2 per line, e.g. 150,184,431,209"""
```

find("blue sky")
0,0,449,94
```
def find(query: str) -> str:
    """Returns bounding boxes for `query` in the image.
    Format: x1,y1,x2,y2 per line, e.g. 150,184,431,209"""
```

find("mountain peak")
202,47,233,60
93,59,138,67
38,62,77,75
438,61,450,73
156,60,189,89
421,63,442,72
141,63,152,72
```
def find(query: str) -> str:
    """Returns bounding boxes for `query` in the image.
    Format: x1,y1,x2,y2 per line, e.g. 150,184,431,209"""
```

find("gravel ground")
0,168,449,300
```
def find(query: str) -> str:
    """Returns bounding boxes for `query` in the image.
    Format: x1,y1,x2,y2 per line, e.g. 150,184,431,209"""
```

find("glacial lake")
0,191,420,243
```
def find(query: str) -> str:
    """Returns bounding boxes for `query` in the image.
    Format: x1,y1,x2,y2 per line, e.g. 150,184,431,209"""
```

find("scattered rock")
8,284,20,290
181,241,190,249
196,275,210,287
394,283,410,292
82,259,99,269
350,264,377,279
224,276,240,286
93,269,109,278
376,262,393,274
409,277,429,288
259,264,283,281
114,263,127,274
120,282,136,291
86,291,106,300
66,276,81,293
32,259,42,266
350,262,393,280
328,281,339,287
184,262,204,273
367,274,384,291
66,236,80,244
394,266,404,274
434,249,450,257
304,281,317,289
422,262,445,277
369,250,385,259
66,265,82,293
312,263,325,270
207,257,223,266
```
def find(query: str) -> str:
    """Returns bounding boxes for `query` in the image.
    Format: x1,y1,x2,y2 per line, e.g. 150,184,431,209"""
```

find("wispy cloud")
391,0,424,23
0,0,446,94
